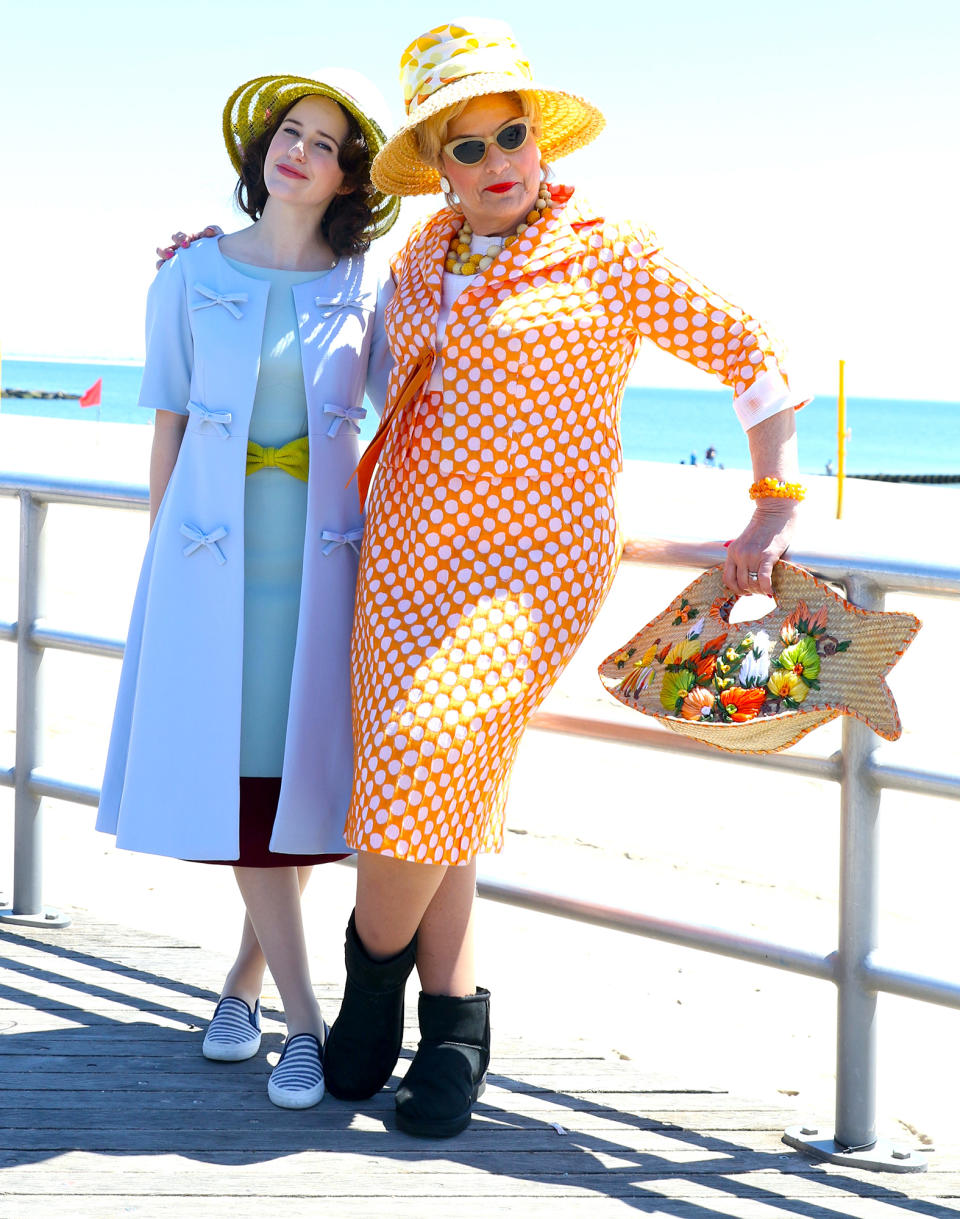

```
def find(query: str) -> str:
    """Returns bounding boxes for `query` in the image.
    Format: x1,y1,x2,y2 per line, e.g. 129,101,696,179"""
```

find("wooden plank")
0,1144,774,1169
0,1072,736,1097
0,1054,664,1077
0,929,201,950
0,1011,705,1053
0,953,274,978
0,1127,809,1156
0,1112,796,1137
0,1163,954,1199
0,1009,291,1033
0,993,289,1018
0,1035,682,1064
0,1115,797,1142
0,1149,947,1179
0,1088,807,1116
0,963,223,991
0,933,202,949
8,1200,960,1219
2,1199,954,1219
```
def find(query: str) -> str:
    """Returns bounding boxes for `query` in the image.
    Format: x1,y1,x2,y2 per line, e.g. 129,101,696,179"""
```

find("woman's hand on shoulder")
156,226,222,270
724,499,800,597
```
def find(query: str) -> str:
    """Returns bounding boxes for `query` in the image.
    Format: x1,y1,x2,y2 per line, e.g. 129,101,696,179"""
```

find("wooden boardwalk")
1,911,957,1218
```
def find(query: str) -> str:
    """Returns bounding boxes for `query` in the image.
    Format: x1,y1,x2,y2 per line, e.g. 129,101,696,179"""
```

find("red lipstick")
485,182,516,194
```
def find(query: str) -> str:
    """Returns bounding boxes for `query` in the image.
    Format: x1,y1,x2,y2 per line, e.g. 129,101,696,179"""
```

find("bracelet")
749,476,806,502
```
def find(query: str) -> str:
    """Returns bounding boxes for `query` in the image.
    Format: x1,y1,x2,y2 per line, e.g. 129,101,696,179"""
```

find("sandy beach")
2,410,959,1150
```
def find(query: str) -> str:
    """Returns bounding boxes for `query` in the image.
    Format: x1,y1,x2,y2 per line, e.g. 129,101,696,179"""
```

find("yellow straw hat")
371,19,605,197
223,68,401,239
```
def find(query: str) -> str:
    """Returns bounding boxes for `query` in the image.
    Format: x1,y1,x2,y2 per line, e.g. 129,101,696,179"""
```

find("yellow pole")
836,359,846,520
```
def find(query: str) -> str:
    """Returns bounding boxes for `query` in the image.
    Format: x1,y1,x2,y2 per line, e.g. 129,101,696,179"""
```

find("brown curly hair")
234,98,377,256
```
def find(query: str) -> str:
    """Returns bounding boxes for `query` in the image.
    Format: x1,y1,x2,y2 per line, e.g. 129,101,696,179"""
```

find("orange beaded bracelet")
749,476,806,502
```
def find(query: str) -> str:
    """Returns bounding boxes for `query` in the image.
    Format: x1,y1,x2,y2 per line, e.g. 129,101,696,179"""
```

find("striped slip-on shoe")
267,1027,328,1109
202,996,262,1062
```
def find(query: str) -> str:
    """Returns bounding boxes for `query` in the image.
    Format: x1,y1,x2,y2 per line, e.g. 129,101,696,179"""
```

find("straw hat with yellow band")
371,19,605,197
223,68,401,239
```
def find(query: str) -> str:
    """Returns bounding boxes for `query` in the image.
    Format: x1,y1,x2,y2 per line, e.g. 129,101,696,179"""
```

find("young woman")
97,70,398,1109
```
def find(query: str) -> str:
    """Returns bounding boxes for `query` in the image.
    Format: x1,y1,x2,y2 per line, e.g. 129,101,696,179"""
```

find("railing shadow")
0,923,948,1216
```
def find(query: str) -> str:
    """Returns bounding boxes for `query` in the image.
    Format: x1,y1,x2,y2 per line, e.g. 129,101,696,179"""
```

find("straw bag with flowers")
598,561,920,754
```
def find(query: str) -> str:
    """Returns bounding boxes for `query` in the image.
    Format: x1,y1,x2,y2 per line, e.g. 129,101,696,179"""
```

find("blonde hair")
414,90,542,169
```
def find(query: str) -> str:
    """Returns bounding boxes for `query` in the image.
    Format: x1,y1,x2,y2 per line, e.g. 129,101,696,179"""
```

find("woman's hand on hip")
724,499,800,596
156,226,222,269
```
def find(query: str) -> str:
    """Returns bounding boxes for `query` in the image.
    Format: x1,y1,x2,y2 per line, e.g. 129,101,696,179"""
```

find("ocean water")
3,357,959,476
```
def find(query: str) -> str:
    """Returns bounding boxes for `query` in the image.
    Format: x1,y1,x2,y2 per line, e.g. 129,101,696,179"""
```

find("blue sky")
2,1,958,398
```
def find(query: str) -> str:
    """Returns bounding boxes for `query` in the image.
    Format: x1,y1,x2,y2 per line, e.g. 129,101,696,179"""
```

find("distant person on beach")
97,71,399,1111
704,445,717,466
309,19,809,1139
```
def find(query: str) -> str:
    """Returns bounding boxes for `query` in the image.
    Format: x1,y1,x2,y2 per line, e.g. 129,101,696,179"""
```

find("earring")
540,162,553,183
439,175,461,209
440,176,461,210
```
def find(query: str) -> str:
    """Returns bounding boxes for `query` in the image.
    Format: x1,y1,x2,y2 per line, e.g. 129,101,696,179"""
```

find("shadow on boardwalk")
0,915,955,1218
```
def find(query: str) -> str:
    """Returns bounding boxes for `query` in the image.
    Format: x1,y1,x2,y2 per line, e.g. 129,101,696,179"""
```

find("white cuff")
732,368,809,432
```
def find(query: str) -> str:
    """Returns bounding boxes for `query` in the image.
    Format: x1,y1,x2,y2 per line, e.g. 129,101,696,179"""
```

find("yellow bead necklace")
444,185,551,276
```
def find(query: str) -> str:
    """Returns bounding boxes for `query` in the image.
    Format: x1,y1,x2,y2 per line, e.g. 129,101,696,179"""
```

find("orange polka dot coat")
345,184,800,865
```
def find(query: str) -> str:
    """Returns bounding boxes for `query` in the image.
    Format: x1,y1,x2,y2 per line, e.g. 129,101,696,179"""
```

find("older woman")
322,20,807,1136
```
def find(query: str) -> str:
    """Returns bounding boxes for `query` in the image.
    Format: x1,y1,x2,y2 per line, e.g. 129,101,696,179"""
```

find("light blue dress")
223,257,333,776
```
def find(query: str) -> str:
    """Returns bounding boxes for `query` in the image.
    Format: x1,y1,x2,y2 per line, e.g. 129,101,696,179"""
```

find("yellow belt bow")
245,436,309,482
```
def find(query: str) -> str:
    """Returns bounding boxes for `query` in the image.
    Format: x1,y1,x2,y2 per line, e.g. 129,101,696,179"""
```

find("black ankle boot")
323,911,417,1101
395,987,490,1138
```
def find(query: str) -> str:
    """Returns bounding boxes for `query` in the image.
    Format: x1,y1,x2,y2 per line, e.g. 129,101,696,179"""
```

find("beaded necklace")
444,184,551,275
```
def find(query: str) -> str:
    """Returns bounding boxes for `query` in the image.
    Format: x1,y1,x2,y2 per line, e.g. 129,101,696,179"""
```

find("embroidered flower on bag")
672,598,699,626
628,601,851,724
738,630,773,687
719,686,767,722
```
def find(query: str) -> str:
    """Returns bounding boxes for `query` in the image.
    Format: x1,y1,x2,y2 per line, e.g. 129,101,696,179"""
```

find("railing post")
0,490,70,929
835,626,881,1152
783,575,921,1171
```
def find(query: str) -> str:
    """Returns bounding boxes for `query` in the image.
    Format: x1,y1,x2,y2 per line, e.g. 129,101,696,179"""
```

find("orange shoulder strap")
350,356,434,510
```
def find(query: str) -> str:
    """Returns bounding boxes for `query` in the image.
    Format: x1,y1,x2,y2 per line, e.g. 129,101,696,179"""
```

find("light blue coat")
97,235,392,859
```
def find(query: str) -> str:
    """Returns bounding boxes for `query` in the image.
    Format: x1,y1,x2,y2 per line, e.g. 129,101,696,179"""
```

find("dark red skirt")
193,777,350,868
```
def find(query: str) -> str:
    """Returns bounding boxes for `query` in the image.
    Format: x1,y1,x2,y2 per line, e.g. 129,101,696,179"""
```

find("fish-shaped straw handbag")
598,561,921,753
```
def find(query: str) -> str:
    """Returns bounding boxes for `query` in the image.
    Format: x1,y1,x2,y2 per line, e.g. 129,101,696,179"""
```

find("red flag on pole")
79,378,102,408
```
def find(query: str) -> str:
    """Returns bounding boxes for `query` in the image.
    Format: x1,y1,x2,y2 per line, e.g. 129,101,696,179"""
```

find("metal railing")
2,470,960,1172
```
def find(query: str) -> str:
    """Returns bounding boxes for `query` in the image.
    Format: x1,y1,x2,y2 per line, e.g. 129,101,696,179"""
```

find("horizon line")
3,353,959,407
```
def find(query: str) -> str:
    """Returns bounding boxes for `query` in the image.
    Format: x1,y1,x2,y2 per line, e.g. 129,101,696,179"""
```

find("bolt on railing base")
0,906,72,930
782,1125,927,1172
